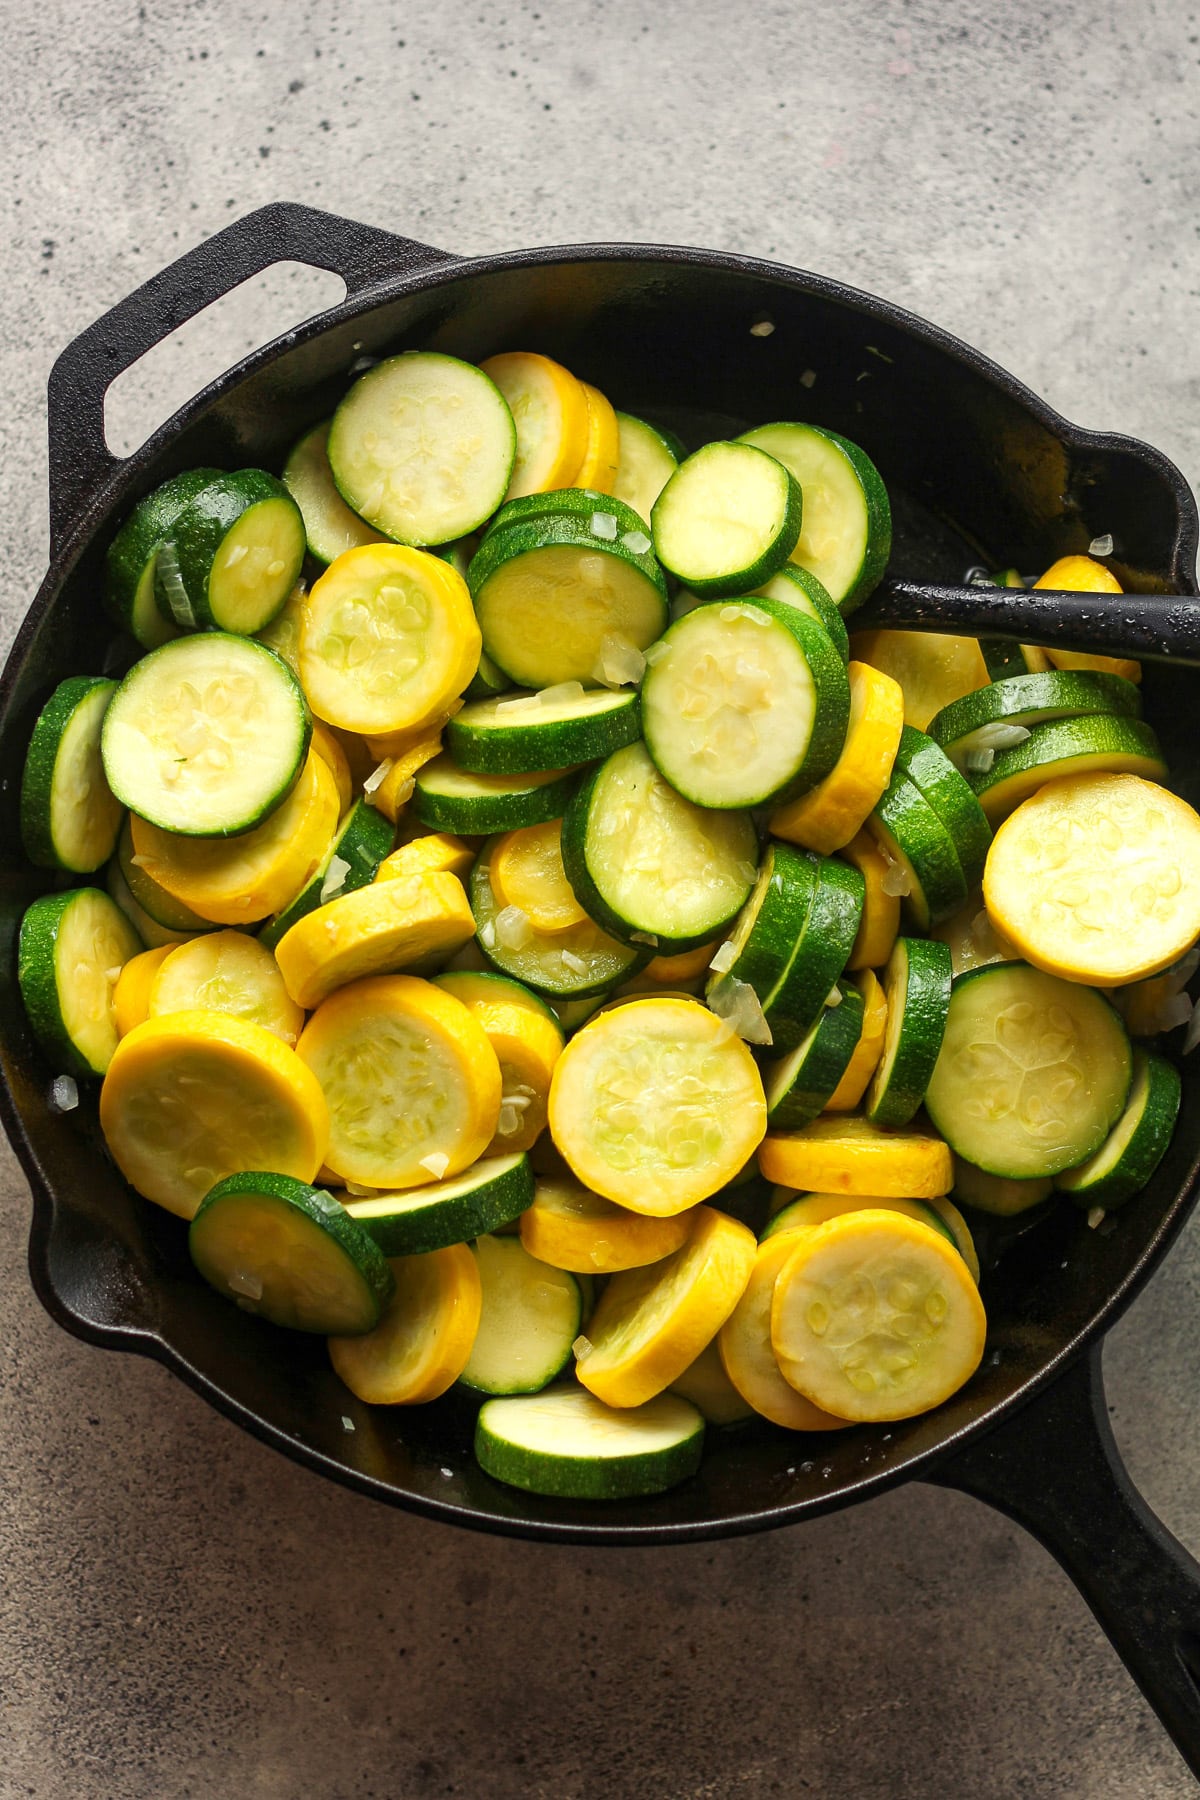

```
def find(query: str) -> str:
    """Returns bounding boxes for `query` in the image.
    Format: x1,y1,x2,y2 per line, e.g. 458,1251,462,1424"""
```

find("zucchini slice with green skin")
258,797,395,950
20,677,123,873
952,1156,1054,1217
762,1190,958,1250
282,420,389,564
869,769,968,931
979,639,1045,680
967,714,1167,824
561,741,758,951
463,650,514,701
474,1385,705,1500
1055,1050,1181,1209
413,753,579,835
865,936,953,1127
189,1172,393,1334
344,1153,534,1254
640,596,851,809
705,842,819,1001
613,413,679,526
737,422,891,612
468,513,668,688
753,852,865,1052
447,685,640,776
753,564,850,664
892,726,992,889
104,467,222,648
155,469,306,634
101,633,311,837
651,441,803,596
762,979,865,1128
471,847,648,997
106,857,195,949
328,351,517,544
117,816,215,933
483,488,650,543
459,1233,582,1395
926,961,1132,1178
18,887,142,1076
927,669,1142,769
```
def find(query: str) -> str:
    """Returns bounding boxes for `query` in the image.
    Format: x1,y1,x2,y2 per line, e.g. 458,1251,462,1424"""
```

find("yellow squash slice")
490,820,587,934
274,871,475,1009
299,544,481,737
759,1115,952,1197
310,719,353,813
130,750,340,927
849,629,988,731
984,772,1200,985
573,383,621,494
718,1231,851,1431
479,351,592,498
364,733,446,825
824,968,889,1111
576,1206,757,1407
149,929,305,1045
519,1173,691,1272
329,1243,482,1404
668,1338,754,1425
840,829,902,970
769,661,905,855
112,945,174,1037
770,1210,986,1422
296,974,501,1188
376,831,476,883
100,1010,329,1219
1034,555,1141,682
548,996,767,1215
433,969,564,1154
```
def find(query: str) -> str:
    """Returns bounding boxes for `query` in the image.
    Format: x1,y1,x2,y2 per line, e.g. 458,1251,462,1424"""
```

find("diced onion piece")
537,680,586,707
590,513,618,541
1184,996,1200,1056
629,930,658,947
965,748,995,775
560,949,588,975
227,1268,264,1300
50,1074,79,1112
497,692,545,714
879,853,913,897
363,758,394,795
419,1151,450,1180
573,1333,594,1360
709,940,738,975
825,986,842,1007
321,854,353,903
592,632,646,688
1087,1205,1106,1229
1089,534,1114,557
621,530,652,554
708,976,773,1046
495,905,533,950
643,639,669,666
971,722,1032,752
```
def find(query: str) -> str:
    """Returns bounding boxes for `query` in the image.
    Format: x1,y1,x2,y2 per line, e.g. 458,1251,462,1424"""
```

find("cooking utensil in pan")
5,200,1200,1774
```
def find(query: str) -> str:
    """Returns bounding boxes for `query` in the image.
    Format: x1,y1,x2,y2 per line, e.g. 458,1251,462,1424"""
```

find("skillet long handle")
928,1345,1200,1776
45,199,455,552
855,578,1200,667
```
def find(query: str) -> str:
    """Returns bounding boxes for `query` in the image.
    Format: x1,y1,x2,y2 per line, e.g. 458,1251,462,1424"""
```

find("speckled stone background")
3,2,1200,1795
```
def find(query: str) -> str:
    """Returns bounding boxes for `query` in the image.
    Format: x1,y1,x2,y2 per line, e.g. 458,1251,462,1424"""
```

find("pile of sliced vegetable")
17,341,1200,1503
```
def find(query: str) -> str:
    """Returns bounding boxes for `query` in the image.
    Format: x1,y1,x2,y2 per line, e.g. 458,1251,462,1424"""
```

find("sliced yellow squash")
769,661,904,855
490,820,587,934
365,733,445,825
759,1115,952,1197
329,1243,482,1403
573,383,621,494
479,351,592,498
299,544,480,736
100,1009,329,1219
548,996,767,1215
770,1209,986,1421
850,629,988,731
824,968,888,1111
668,1337,754,1425
274,871,475,1009
296,974,501,1188
519,1173,691,1272
984,771,1200,985
149,929,305,1045
310,719,353,813
841,829,902,970
718,1230,851,1430
576,1205,757,1406
376,831,476,883
433,969,564,1154
1033,555,1140,683
130,750,340,927
112,945,174,1037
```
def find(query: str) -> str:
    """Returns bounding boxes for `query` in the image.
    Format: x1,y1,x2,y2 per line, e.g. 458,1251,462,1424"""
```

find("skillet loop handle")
45,199,455,550
930,1345,1200,1779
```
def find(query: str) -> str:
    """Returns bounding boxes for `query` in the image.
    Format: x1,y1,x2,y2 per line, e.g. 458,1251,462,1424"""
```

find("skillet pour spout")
4,199,1200,1776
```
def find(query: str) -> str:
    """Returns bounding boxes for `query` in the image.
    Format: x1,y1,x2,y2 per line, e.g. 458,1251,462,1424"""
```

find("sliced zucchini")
189,1172,392,1333
893,726,992,890
952,1156,1054,1217
464,649,514,702
344,1153,534,1253
460,1233,582,1395
762,979,865,1128
18,887,142,1076
613,413,679,524
561,741,758,951
329,351,516,542
749,853,865,1052
703,842,818,1008
868,768,968,930
864,936,952,1127
104,467,222,648
484,488,649,543
447,684,640,776
737,422,891,611
762,1190,959,1250
925,961,1132,1178
468,514,668,688
154,469,306,634
1055,1050,1181,1209
414,753,579,834
474,1385,705,1500
106,857,194,950
471,847,647,997
101,633,311,837
979,639,1050,680
650,441,802,595
753,563,850,663
20,676,123,872
640,596,851,809
282,420,389,564
967,714,1166,824
927,668,1142,770
258,798,394,950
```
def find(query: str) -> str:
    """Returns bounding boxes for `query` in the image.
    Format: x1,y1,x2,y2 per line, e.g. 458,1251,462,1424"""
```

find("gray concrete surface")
3,1,1200,1794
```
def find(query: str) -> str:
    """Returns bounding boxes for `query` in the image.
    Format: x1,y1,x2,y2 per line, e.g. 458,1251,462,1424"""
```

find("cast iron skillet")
5,201,1200,1773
